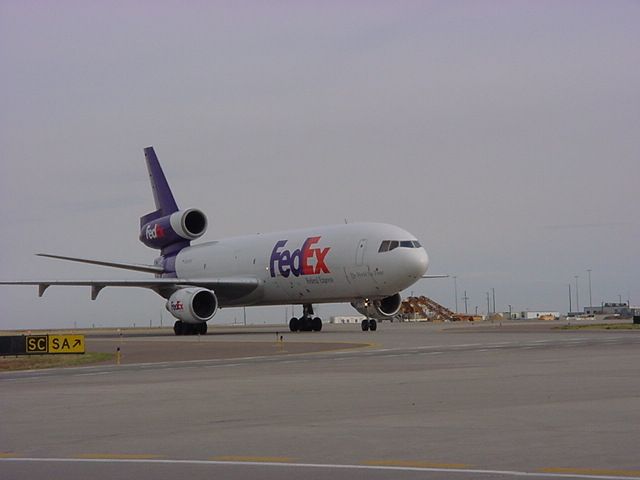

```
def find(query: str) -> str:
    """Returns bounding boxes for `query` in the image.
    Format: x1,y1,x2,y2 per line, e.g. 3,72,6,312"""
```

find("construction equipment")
399,296,457,321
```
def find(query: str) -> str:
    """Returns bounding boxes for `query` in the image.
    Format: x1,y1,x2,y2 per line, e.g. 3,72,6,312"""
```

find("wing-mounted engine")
351,293,402,319
166,287,218,323
140,208,208,252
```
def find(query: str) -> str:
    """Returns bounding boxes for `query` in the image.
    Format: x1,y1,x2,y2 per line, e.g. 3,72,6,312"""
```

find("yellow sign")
48,335,85,354
26,335,48,353
2,335,85,356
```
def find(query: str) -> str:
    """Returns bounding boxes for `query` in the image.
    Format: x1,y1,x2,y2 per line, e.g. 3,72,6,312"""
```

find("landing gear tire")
289,317,299,332
174,321,207,336
361,319,377,331
291,305,324,332
174,321,184,336
301,317,313,332
312,317,322,332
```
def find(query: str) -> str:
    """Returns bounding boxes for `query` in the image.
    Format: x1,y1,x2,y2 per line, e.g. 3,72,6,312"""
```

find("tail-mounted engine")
351,293,402,320
166,287,218,324
140,208,207,251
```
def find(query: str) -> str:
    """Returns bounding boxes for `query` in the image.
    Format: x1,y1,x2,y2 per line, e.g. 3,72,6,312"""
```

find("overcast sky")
1,1,638,329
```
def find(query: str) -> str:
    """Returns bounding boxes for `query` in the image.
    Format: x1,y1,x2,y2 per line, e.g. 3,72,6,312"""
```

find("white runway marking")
74,371,111,377
1,457,639,480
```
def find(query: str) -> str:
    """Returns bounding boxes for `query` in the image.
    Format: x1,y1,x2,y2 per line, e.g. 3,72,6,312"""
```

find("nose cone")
400,247,429,280
414,248,429,278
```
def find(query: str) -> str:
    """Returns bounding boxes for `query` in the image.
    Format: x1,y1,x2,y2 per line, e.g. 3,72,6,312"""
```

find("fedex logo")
270,236,330,278
170,300,184,311
146,224,165,240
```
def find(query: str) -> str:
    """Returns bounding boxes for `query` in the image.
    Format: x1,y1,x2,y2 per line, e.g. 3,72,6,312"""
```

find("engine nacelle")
166,288,218,324
140,208,208,250
351,293,402,320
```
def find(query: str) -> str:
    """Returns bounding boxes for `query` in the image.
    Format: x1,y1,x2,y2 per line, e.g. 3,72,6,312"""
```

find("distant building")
330,315,366,324
518,311,560,320
584,303,633,317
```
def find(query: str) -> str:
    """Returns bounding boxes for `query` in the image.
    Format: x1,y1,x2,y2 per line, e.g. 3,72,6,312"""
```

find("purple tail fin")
141,146,179,227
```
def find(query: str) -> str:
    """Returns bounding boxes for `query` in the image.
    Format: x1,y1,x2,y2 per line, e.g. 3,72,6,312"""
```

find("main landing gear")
361,319,377,332
174,320,207,336
289,304,323,332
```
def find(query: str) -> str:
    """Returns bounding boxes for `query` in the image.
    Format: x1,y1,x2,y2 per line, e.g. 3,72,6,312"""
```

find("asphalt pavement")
2,320,639,480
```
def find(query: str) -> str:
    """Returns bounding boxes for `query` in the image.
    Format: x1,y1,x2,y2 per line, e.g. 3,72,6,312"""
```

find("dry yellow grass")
0,352,114,371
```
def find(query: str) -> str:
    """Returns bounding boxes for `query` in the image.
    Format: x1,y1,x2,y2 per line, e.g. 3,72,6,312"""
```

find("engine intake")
170,208,207,240
166,288,218,323
140,208,207,251
351,293,402,320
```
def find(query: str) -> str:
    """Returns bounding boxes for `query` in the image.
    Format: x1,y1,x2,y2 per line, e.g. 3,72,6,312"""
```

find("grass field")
0,352,114,371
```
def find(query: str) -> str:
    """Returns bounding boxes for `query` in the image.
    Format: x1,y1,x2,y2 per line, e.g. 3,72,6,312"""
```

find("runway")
2,321,640,479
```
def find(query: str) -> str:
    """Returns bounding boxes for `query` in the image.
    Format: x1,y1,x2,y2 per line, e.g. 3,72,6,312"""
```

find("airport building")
517,311,560,320
330,315,366,324
583,302,634,317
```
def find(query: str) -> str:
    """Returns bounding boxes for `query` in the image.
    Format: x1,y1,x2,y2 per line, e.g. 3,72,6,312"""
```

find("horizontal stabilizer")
36,254,164,274
421,274,449,279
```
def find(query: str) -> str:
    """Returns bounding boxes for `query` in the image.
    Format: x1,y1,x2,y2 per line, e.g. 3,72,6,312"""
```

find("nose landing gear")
361,319,377,332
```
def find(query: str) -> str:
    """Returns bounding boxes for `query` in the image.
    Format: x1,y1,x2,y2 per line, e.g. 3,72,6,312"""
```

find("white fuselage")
174,222,429,307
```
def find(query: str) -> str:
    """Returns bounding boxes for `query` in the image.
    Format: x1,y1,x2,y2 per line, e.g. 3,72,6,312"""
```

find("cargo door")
356,238,367,266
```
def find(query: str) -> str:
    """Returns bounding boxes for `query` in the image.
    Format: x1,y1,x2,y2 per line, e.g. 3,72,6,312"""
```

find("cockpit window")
378,239,422,253
378,240,391,252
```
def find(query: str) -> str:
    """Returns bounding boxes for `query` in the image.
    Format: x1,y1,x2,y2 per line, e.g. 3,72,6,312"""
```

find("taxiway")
2,321,639,480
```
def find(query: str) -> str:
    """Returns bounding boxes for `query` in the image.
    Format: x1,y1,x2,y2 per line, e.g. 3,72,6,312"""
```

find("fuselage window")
412,241,421,248
389,240,399,251
400,240,414,248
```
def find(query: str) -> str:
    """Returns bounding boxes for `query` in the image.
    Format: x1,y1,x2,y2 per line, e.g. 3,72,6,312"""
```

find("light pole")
491,288,496,314
463,291,469,314
568,283,572,313
453,276,458,313
508,304,512,319
486,292,491,316
587,269,592,308
574,275,579,312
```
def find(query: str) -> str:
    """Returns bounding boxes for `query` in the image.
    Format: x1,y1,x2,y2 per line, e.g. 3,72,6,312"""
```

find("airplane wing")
2,254,261,304
36,253,164,274
0,277,261,302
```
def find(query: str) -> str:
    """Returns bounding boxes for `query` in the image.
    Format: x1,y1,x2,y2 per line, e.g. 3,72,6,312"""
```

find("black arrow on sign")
73,339,82,348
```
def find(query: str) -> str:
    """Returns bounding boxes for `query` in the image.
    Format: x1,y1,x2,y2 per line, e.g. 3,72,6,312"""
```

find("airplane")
1,147,437,335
